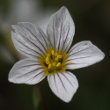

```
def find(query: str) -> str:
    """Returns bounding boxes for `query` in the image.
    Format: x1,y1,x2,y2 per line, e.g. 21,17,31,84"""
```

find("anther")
48,64,52,69
46,57,50,64
57,55,62,58
68,61,72,64
56,62,61,67
51,50,55,55
55,57,58,61
55,55,62,61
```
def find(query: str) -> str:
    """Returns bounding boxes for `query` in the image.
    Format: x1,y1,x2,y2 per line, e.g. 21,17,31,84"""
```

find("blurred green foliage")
0,0,110,110
32,87,40,110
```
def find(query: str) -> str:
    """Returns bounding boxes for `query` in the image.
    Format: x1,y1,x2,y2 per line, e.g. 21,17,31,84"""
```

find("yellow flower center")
39,49,67,76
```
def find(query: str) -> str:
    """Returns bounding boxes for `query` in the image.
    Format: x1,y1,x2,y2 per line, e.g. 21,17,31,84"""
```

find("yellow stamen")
68,61,72,64
47,53,50,57
48,64,51,69
56,62,61,67
52,62,56,67
57,55,62,58
55,53,58,56
55,57,58,61
55,55,62,61
39,48,67,75
46,57,50,64
51,50,55,55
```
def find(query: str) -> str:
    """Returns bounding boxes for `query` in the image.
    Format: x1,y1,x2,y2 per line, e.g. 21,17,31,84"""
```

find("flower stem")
35,85,47,110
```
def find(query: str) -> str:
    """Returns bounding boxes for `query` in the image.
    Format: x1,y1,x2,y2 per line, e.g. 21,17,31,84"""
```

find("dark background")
0,0,109,110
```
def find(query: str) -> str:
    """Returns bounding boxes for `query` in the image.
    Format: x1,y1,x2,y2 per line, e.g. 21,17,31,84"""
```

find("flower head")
8,6,105,103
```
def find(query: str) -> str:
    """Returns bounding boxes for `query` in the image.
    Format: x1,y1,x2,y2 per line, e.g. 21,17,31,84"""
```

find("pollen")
57,55,62,58
46,56,50,64
68,61,72,64
51,50,55,55
48,64,52,69
39,48,67,76
56,62,61,67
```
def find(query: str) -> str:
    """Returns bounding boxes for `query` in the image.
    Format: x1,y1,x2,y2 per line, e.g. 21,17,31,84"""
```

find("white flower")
8,6,105,103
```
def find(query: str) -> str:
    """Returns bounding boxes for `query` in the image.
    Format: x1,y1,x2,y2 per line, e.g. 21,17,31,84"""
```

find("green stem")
35,85,47,110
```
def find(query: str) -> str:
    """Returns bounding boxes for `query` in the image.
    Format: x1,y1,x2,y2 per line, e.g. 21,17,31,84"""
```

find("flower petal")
12,22,48,57
47,72,78,103
8,58,46,85
47,6,75,52
67,41,105,69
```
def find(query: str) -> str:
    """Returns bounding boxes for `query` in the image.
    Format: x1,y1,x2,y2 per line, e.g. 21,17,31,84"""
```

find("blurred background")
0,0,109,110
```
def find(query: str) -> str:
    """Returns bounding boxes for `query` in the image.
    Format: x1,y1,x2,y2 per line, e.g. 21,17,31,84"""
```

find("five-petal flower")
8,6,105,103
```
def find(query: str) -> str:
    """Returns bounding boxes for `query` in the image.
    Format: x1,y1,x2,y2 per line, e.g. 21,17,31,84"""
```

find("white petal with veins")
67,41,105,70
8,58,46,85
47,6,75,52
12,22,48,57
47,71,78,103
